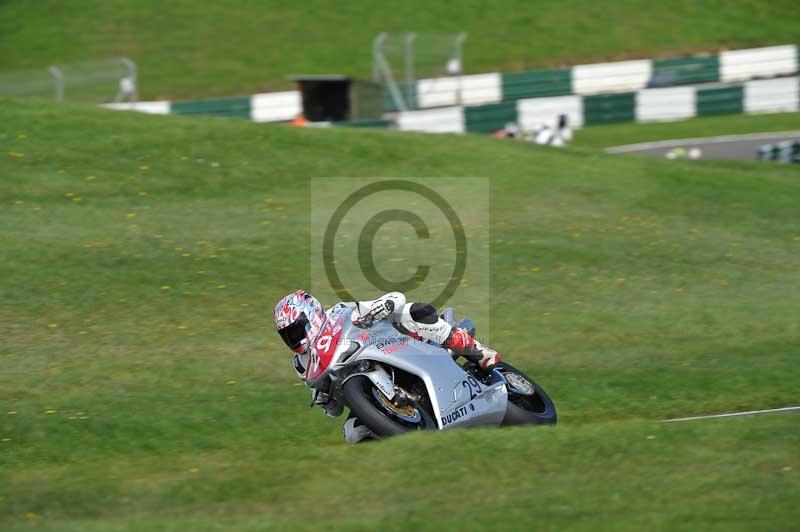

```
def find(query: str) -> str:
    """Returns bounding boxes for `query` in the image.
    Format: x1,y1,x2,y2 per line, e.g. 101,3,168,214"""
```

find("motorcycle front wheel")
342,375,435,437
493,362,557,426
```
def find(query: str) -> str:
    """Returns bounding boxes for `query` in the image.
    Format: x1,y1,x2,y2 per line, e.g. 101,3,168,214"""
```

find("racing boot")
444,327,502,371
342,415,377,444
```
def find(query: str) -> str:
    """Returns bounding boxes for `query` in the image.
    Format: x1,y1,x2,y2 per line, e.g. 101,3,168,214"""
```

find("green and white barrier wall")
396,76,800,134
389,44,799,111
102,44,798,130
103,90,302,122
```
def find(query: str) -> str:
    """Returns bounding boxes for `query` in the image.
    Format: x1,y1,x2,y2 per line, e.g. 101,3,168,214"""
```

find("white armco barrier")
517,95,583,129
744,77,800,114
572,59,652,95
417,77,460,108
251,91,302,122
397,106,465,133
101,101,170,114
458,73,502,106
417,73,501,108
636,86,696,122
720,45,798,83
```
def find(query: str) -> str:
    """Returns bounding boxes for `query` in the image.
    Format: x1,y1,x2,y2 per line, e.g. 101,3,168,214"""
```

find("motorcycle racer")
274,289,503,441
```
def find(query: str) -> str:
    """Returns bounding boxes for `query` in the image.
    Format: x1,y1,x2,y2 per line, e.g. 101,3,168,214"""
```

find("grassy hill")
1,0,800,99
1,99,799,530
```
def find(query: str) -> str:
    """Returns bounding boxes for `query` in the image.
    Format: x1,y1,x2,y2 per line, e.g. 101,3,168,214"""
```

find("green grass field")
1,0,800,99
1,99,799,530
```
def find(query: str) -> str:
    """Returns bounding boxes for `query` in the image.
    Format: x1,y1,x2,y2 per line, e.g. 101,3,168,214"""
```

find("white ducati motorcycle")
303,304,556,440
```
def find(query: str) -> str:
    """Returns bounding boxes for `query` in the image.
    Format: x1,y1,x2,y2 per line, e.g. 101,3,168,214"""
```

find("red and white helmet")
274,290,326,354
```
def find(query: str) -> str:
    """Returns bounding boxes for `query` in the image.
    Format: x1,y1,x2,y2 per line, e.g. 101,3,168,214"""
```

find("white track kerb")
661,406,800,423
607,130,800,153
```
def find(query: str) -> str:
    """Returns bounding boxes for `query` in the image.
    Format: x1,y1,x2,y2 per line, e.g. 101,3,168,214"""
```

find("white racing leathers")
352,292,501,370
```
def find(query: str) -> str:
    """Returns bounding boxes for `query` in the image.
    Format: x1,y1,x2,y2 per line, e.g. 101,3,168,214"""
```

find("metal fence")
373,33,466,111
0,58,137,103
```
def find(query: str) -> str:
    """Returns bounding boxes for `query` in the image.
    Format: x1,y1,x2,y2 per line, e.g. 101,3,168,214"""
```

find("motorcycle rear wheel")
494,362,557,426
342,375,434,437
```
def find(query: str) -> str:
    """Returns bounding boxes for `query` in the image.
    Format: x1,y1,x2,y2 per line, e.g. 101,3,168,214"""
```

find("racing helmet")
274,290,326,353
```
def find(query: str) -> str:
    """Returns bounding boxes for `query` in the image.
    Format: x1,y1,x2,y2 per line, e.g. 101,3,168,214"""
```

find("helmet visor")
278,314,310,352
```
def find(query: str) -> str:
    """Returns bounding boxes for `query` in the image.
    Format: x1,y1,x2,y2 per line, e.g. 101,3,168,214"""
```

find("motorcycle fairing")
306,312,346,381
347,318,508,429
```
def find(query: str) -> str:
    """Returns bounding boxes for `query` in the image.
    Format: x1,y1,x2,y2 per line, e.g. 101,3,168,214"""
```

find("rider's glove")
355,299,395,328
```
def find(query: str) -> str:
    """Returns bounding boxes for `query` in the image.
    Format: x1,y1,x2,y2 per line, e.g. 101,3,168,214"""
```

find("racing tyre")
342,375,434,437
494,362,557,426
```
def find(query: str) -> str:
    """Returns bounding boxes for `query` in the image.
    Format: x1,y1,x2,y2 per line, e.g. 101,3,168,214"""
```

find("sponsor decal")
374,337,408,355
441,404,472,427
370,372,394,398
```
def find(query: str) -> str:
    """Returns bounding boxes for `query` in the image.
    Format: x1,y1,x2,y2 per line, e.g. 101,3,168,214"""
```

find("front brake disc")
503,372,535,396
371,387,422,423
